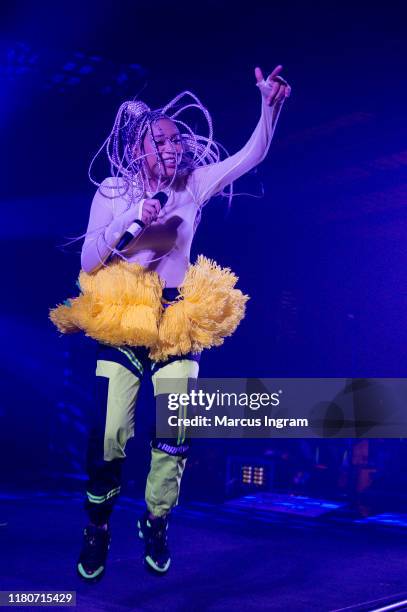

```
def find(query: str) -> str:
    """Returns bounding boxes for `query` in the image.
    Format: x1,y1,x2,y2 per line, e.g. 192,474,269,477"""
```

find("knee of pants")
86,425,131,470
145,447,187,517
104,425,134,461
151,359,199,397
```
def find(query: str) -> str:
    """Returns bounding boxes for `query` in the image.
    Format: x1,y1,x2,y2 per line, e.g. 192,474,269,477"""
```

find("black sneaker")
77,524,111,581
137,512,171,574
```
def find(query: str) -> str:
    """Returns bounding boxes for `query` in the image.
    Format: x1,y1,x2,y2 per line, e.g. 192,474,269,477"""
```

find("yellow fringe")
149,255,250,361
49,260,164,347
49,255,249,357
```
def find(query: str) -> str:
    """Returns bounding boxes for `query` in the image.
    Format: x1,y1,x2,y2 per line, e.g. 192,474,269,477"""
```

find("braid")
89,90,228,199
60,90,232,261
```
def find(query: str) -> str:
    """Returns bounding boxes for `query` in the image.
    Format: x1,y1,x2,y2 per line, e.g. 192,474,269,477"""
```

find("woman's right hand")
139,198,162,226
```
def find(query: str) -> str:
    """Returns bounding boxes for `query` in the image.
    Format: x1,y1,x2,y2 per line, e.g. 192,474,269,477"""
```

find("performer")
50,65,291,580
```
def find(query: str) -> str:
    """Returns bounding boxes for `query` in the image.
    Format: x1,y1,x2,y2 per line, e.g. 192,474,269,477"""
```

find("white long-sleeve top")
81,86,285,287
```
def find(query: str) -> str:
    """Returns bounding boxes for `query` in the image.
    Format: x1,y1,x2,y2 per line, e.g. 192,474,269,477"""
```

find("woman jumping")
50,64,291,580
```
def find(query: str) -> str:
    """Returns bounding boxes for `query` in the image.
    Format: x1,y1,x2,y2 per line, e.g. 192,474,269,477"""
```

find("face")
141,118,183,181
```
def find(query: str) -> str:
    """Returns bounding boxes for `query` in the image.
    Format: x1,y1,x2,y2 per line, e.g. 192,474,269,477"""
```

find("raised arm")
190,65,291,204
80,178,140,274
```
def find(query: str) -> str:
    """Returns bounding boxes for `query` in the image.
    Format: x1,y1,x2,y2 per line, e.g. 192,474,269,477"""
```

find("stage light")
242,465,253,484
1,41,147,95
2,42,39,79
241,465,264,486
253,466,264,485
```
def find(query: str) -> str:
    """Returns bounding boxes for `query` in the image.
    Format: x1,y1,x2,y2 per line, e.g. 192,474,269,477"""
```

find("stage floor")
1,491,407,612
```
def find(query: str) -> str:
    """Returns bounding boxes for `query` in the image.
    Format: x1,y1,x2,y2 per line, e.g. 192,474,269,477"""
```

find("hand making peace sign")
255,65,291,107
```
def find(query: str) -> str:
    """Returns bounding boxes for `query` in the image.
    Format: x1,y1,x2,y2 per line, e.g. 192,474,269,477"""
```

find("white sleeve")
189,92,285,204
80,178,140,274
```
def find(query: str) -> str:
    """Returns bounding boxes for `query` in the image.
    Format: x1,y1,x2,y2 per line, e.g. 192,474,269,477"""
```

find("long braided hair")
89,91,227,213
62,91,231,264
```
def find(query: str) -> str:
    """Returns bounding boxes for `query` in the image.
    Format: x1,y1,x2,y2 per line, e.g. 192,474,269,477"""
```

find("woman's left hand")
255,65,291,106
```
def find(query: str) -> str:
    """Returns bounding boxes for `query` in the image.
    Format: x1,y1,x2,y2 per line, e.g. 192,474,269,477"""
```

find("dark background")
1,0,406,504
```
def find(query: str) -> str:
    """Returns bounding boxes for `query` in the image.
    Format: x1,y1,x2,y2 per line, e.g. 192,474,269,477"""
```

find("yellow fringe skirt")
49,255,250,362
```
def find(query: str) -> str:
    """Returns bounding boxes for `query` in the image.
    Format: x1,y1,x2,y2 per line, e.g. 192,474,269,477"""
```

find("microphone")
115,191,168,252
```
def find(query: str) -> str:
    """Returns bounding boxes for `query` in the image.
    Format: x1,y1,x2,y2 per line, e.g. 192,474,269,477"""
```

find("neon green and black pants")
85,321,200,525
